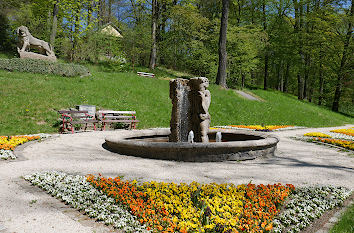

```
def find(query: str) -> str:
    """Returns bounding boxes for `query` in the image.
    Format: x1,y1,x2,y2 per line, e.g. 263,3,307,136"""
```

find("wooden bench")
137,72,155,78
98,110,139,130
58,110,98,134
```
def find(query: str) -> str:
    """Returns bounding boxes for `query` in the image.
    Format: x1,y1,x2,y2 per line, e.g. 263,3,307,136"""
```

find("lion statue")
17,26,55,57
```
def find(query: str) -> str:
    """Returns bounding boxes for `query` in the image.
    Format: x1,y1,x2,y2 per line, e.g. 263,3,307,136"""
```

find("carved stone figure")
169,77,211,143
16,26,56,61
189,77,211,143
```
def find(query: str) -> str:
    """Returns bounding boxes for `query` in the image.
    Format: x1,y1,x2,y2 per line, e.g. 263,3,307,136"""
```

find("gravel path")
0,125,353,232
235,90,261,101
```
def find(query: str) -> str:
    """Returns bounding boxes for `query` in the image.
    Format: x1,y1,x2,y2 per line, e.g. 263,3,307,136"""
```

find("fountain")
105,77,279,162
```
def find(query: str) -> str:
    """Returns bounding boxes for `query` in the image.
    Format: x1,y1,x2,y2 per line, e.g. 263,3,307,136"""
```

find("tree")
50,0,59,47
332,0,353,112
149,0,158,69
216,0,229,88
262,0,268,90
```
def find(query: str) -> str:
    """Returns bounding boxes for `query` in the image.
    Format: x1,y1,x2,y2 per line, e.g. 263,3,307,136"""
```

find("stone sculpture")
169,79,190,142
169,77,211,143
189,77,211,143
16,26,56,61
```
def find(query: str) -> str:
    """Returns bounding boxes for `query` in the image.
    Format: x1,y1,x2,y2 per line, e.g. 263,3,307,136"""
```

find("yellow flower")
304,132,332,138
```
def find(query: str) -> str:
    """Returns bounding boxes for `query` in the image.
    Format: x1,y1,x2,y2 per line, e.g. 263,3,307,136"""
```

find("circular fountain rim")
105,128,279,162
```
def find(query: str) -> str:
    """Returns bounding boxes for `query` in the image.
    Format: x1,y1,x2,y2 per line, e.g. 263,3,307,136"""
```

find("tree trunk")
293,0,305,100
297,73,304,100
283,62,289,92
98,0,105,26
332,1,353,111
277,61,283,91
241,73,245,88
250,0,255,24
50,1,58,47
263,0,268,90
72,12,80,61
47,8,51,40
149,0,158,69
108,0,112,23
216,0,229,88
318,52,324,105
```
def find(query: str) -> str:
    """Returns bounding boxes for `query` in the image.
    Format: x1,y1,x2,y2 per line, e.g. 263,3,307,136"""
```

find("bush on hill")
0,58,90,77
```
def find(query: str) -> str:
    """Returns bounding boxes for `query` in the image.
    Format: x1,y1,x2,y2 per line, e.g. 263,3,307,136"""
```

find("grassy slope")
210,87,353,127
0,69,352,135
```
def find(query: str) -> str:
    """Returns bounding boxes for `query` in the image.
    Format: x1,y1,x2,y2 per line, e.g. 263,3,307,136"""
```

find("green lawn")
330,203,354,233
0,68,353,135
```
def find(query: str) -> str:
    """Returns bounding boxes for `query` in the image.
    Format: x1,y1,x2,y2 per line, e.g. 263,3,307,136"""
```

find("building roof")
100,23,123,38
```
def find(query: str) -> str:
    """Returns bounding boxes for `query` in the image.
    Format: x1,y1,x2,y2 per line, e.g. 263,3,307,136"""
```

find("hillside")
0,69,352,135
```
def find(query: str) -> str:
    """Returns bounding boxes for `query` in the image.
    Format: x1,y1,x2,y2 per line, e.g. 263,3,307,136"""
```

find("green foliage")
0,58,90,77
160,4,216,76
122,24,152,68
68,30,126,65
227,25,266,87
330,203,354,233
0,68,352,135
0,13,15,53
8,2,51,41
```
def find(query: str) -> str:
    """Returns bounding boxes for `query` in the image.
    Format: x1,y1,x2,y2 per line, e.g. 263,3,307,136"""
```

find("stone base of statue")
18,50,57,62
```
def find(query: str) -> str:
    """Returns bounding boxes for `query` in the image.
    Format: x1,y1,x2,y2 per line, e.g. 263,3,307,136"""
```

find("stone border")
105,128,279,162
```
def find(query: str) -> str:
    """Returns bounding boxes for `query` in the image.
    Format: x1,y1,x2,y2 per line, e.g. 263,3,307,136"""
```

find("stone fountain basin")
105,128,279,162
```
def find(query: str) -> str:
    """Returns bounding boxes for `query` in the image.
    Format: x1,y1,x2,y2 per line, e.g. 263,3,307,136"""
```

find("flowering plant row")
24,171,149,232
303,132,331,138
330,128,354,137
311,138,354,150
25,171,352,233
212,125,296,132
0,135,46,160
273,186,351,233
0,135,40,150
87,174,294,232
302,129,354,151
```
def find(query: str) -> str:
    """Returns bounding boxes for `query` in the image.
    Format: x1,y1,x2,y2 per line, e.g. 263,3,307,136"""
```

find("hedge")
0,58,90,77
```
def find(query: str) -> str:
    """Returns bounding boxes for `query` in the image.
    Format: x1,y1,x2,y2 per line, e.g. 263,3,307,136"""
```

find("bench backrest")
137,72,155,78
97,110,137,120
59,110,93,120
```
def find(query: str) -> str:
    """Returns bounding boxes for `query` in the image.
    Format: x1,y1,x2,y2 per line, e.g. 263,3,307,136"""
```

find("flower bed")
25,171,352,233
273,186,351,233
212,125,298,132
302,130,354,151
24,171,148,232
311,138,354,150
0,134,49,160
330,128,354,137
87,175,294,232
303,132,331,138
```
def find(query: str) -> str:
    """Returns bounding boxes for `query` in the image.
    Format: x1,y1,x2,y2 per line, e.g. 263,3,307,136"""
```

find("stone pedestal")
18,51,57,62
169,79,190,142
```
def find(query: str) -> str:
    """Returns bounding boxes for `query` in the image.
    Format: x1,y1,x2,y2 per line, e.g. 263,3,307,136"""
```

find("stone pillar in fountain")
169,77,211,143
189,77,211,143
169,79,191,142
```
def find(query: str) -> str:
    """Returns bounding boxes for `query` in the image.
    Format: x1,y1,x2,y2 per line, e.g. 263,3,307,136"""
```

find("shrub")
0,58,90,77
